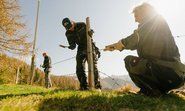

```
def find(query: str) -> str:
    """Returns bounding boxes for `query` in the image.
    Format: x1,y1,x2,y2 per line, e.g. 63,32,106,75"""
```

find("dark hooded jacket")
65,22,87,52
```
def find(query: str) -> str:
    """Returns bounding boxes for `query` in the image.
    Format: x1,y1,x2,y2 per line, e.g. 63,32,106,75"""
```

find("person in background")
62,17,101,90
104,2,185,96
41,52,52,88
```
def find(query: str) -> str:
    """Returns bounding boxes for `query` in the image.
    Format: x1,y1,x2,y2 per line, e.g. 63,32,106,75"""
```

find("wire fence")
44,34,185,66
49,48,122,88
51,71,122,89
47,34,185,88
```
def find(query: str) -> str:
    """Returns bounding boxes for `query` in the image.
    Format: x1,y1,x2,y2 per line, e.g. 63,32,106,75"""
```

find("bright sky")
19,0,185,76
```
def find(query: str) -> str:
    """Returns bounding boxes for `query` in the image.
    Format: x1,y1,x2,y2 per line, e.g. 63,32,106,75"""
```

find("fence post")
16,67,21,84
86,17,94,89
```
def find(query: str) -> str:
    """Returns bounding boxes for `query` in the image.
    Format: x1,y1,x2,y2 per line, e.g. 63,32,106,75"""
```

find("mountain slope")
101,75,136,89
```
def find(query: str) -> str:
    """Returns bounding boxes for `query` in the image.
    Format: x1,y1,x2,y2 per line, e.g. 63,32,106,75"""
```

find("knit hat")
62,18,72,30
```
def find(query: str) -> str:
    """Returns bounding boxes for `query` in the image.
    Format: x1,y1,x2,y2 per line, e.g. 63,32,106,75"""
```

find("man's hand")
104,40,125,51
88,29,94,37
68,45,76,50
104,45,116,51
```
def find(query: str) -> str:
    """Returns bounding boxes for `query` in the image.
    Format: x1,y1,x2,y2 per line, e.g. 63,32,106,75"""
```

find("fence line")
48,34,185,86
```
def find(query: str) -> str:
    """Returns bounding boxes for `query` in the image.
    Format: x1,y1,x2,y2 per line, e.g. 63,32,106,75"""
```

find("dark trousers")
76,51,101,89
124,55,184,93
44,68,52,88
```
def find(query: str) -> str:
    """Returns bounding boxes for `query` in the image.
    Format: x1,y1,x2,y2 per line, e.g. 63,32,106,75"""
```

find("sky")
19,0,185,77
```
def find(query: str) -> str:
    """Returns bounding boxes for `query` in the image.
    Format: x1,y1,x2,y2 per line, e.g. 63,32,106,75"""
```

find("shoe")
94,88,101,92
95,84,102,89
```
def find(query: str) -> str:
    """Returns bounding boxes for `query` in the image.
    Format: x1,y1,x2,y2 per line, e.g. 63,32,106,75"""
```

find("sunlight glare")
150,0,181,19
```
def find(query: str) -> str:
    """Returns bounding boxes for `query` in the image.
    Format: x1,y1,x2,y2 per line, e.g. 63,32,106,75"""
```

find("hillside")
0,84,185,111
101,75,136,89
1,54,184,91
1,55,185,111
0,54,134,90
0,54,79,89
0,54,31,84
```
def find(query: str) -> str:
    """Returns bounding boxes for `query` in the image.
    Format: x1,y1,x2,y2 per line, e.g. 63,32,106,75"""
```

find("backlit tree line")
0,0,31,56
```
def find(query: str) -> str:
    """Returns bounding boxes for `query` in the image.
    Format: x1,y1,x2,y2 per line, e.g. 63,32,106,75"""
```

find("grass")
0,84,185,111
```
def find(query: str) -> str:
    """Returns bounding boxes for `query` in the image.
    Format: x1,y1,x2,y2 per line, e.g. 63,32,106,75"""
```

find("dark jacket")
43,56,52,69
121,14,180,61
65,22,87,52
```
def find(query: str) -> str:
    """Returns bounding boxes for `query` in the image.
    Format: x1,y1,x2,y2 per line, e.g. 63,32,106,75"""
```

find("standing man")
62,18,101,90
41,52,52,88
104,2,185,96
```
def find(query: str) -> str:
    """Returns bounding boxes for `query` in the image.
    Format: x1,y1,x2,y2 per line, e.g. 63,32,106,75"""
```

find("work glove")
68,44,76,50
104,40,125,51
88,29,94,37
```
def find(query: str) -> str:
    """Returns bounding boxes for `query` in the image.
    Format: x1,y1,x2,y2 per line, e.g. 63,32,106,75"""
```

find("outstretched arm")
104,40,125,51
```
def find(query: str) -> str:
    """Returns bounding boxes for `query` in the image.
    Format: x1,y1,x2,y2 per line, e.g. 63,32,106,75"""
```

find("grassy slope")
0,54,79,89
0,85,185,111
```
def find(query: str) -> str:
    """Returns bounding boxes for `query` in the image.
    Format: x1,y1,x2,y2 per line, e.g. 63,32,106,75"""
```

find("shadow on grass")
0,88,62,100
38,93,185,111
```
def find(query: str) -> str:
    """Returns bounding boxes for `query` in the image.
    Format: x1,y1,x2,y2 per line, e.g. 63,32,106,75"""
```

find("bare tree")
0,0,31,56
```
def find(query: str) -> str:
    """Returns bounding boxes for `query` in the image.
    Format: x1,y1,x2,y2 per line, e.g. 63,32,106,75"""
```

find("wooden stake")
86,17,94,89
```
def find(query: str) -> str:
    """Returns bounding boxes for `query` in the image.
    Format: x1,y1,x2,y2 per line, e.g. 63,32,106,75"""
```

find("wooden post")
16,67,21,84
30,0,40,85
30,55,36,85
86,17,94,89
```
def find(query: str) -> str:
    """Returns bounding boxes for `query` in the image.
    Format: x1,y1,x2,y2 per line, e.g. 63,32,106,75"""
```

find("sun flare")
149,0,182,19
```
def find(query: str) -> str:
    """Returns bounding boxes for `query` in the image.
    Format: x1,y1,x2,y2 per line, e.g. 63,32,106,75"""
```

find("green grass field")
0,84,185,111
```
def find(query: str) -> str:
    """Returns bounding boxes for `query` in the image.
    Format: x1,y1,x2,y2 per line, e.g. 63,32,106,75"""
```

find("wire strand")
51,49,105,66
99,71,121,87
174,35,185,38
52,56,76,65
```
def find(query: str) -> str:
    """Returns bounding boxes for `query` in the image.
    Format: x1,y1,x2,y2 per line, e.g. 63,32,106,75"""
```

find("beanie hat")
62,18,72,30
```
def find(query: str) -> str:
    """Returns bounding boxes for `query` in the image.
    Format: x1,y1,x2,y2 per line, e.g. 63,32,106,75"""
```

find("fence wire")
40,34,185,88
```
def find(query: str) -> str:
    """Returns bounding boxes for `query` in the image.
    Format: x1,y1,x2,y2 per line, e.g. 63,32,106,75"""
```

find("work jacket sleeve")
43,56,52,68
120,30,139,50
66,33,76,50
